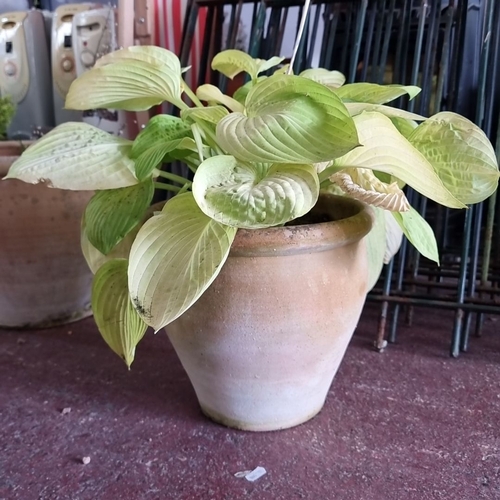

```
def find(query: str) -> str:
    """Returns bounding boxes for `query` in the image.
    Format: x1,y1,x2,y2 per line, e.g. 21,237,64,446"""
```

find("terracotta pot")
0,141,93,328
167,194,373,431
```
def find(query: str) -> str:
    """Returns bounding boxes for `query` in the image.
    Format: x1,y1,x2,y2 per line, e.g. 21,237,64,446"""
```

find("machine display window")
64,35,72,48
6,41,12,53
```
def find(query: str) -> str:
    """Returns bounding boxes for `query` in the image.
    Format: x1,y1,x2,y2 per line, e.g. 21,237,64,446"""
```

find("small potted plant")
0,97,93,329
6,46,498,430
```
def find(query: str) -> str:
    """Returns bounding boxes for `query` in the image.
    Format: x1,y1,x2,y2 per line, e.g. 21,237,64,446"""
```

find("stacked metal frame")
179,0,500,356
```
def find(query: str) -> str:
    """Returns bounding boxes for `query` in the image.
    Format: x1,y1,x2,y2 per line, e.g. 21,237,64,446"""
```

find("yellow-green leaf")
128,192,237,331
5,122,137,190
66,46,183,111
92,259,148,368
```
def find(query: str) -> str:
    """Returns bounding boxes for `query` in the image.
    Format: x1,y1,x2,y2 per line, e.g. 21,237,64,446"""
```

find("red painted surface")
1,304,499,499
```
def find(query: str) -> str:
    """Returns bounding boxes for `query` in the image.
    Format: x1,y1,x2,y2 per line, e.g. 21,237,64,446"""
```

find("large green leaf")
66,46,183,111
332,112,465,209
131,115,192,158
92,259,148,368
192,155,319,228
335,83,421,104
300,68,346,89
408,112,499,204
392,206,439,264
128,192,237,331
211,50,284,81
5,122,137,190
216,74,360,164
84,179,154,255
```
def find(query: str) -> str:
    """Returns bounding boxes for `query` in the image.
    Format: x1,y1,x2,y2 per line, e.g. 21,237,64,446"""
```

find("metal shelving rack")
180,0,500,356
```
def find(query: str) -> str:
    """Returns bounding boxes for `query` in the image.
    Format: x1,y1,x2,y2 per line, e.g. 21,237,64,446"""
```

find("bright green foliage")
0,96,15,140
5,46,499,365
84,179,154,255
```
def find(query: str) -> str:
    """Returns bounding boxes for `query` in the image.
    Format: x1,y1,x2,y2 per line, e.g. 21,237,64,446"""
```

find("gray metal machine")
0,10,54,139
51,3,99,124
72,6,127,136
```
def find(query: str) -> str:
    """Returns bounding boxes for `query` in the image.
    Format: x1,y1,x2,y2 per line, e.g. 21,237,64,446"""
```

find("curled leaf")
300,68,346,89
192,155,319,228
212,50,284,81
330,168,410,211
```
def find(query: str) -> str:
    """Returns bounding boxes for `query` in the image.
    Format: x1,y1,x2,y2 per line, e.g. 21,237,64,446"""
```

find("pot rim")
230,193,374,257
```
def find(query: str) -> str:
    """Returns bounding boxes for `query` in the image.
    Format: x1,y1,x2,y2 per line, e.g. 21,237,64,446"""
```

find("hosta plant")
5,47,499,367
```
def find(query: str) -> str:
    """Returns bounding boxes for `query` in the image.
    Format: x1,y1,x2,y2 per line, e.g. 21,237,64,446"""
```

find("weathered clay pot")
0,141,93,328
167,194,373,431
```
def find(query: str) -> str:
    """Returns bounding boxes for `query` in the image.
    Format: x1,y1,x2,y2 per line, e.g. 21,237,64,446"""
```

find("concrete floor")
1,303,499,500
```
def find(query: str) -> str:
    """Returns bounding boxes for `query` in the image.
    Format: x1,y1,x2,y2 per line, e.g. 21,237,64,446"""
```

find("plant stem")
155,170,192,186
182,80,204,108
154,182,182,192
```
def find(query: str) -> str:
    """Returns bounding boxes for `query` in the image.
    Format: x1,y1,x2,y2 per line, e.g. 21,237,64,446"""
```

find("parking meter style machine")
52,3,98,125
72,6,127,136
0,10,54,139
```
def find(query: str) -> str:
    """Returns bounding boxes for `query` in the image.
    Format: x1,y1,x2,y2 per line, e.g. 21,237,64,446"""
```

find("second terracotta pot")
0,141,93,328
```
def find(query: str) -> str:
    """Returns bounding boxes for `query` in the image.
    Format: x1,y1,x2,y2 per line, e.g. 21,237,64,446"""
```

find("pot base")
200,401,325,432
0,306,92,330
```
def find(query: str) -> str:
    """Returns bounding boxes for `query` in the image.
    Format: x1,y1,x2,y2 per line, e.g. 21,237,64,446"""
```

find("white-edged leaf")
384,209,403,264
345,102,426,121
392,206,439,264
216,74,360,164
330,167,410,211
92,259,148,368
192,155,319,228
300,68,346,89
332,112,465,209
84,179,154,255
196,84,245,113
335,83,421,103
128,192,237,331
211,50,284,81
408,112,499,204
365,206,386,291
5,122,137,190
66,46,183,111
